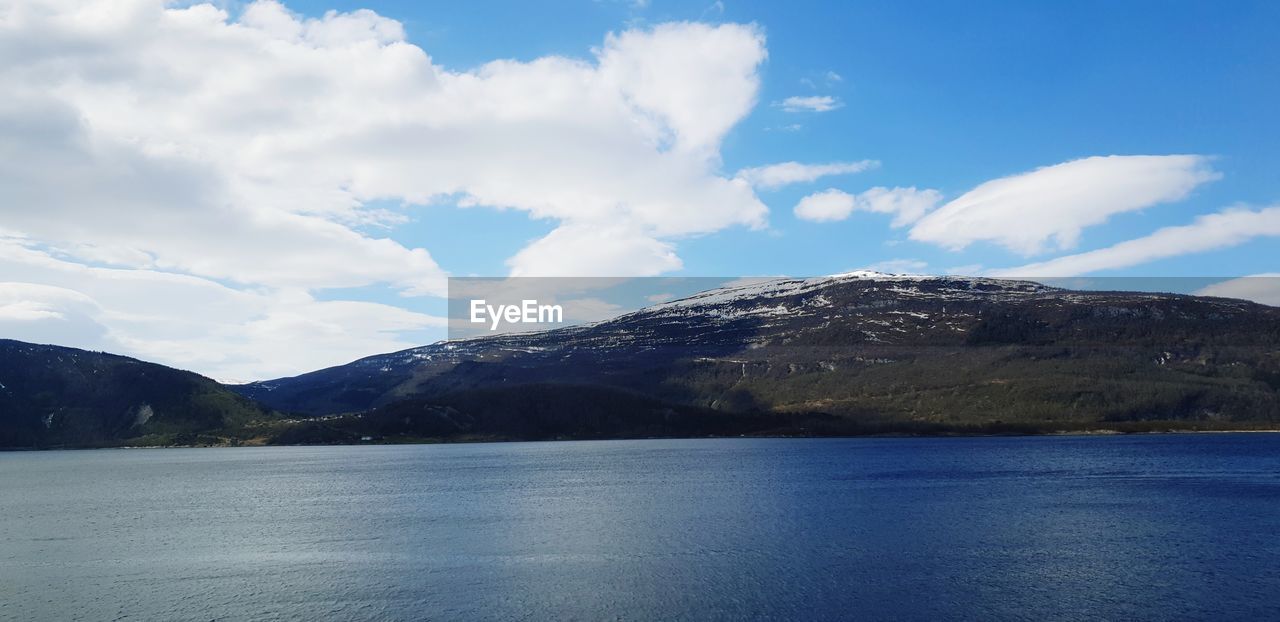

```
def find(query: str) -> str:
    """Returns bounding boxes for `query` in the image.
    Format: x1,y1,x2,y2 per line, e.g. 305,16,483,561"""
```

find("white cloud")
3,1,772,261
794,187,942,226
506,223,682,277
736,160,878,189
0,239,446,381
0,282,98,326
854,187,943,226
1195,275,1280,307
0,94,447,294
989,206,1280,277
0,282,114,353
597,21,767,159
794,190,856,222
858,259,928,274
0,0,777,377
910,155,1220,255
778,95,842,112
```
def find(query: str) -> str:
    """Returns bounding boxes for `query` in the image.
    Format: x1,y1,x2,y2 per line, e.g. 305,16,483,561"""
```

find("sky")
0,0,1277,381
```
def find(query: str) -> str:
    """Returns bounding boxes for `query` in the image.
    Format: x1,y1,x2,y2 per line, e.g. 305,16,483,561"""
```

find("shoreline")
7,426,1280,452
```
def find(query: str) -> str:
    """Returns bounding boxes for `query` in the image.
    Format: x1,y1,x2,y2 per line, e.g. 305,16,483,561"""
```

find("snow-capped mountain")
232,273,1280,430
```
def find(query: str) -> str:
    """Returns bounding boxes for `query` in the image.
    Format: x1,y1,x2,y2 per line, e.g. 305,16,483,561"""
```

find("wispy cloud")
910,155,1221,255
777,95,842,112
989,206,1280,277
794,187,942,226
736,160,878,189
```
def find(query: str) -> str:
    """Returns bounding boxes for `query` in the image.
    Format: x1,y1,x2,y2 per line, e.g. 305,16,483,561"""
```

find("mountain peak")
826,269,926,279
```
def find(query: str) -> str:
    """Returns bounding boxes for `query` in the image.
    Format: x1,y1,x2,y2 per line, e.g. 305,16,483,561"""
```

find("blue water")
2,435,1279,621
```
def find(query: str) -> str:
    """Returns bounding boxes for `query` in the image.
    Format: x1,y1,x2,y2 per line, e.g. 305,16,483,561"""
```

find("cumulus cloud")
506,223,682,277
989,206,1280,277
794,190,856,222
778,95,842,112
0,0,777,376
794,187,942,225
598,22,767,158
736,160,878,189
910,155,1221,255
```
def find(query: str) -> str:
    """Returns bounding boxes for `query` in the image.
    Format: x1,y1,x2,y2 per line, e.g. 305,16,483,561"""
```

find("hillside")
0,340,273,448
233,273,1280,439
5,273,1277,448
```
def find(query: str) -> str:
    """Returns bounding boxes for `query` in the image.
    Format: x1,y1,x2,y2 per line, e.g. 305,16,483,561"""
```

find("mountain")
0,340,273,448
233,273,1280,440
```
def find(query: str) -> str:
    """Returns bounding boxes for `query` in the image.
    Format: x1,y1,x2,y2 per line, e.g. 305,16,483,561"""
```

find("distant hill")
232,273,1280,440
0,340,272,448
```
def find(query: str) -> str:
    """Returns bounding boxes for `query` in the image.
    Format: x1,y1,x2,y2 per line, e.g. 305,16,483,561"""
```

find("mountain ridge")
4,273,1277,448
231,273,1280,438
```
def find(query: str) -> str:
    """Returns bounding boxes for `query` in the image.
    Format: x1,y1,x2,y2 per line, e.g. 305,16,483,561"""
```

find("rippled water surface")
3,435,1279,620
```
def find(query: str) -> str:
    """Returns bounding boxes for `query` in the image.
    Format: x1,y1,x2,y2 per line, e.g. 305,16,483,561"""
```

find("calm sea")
2,435,1278,620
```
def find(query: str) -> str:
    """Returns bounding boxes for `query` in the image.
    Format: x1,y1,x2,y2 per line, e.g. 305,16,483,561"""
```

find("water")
2,435,1278,621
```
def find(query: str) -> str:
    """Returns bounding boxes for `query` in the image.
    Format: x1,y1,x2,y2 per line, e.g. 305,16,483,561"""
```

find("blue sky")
310,0,1279,278
1,0,1277,379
